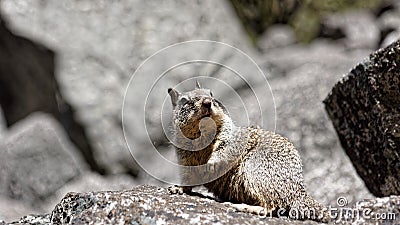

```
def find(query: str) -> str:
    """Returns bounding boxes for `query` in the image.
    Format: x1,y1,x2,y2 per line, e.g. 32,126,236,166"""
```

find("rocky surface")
324,40,400,197
7,214,51,225
41,172,138,213
7,185,400,225
50,185,320,225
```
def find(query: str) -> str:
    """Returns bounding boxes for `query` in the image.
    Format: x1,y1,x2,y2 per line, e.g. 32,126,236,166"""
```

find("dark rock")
0,113,86,207
0,15,57,126
49,185,321,225
324,40,400,196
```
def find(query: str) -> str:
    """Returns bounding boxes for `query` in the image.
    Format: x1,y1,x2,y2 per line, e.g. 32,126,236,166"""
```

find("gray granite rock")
7,185,400,224
8,214,51,225
323,10,380,49
324,40,400,197
42,172,138,212
0,113,86,208
49,185,322,225
257,24,296,51
0,196,38,222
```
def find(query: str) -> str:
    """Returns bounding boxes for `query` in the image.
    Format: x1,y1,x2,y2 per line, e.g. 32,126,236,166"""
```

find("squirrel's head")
168,81,228,140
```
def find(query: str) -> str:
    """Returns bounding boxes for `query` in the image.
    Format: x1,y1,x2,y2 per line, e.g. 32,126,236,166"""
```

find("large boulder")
0,113,86,213
324,40,400,196
49,185,320,225
8,185,400,224
41,172,139,213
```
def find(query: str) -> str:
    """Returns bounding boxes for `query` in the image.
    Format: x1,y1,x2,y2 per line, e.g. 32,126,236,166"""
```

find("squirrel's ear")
195,80,201,89
168,88,180,107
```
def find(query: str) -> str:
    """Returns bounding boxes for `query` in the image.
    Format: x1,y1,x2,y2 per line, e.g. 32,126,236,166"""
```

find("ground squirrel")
167,82,329,222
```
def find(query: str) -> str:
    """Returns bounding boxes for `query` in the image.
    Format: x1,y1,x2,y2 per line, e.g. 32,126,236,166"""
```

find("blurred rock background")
0,0,399,222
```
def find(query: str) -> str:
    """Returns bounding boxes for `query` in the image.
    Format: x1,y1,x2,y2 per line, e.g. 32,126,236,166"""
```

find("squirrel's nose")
202,97,212,108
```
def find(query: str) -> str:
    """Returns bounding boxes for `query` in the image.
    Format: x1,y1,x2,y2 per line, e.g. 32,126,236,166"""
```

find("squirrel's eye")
179,97,189,105
210,91,213,97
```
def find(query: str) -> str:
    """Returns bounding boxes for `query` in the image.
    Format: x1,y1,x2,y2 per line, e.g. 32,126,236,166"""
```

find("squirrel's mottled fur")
168,84,328,222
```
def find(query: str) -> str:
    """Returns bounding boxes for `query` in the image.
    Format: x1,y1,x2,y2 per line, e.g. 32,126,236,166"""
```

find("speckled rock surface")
8,214,51,225
49,185,320,225
324,39,400,197
7,185,398,225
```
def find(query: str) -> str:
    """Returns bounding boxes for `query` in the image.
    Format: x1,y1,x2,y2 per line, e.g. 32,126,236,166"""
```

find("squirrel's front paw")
168,185,192,194
168,185,184,194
